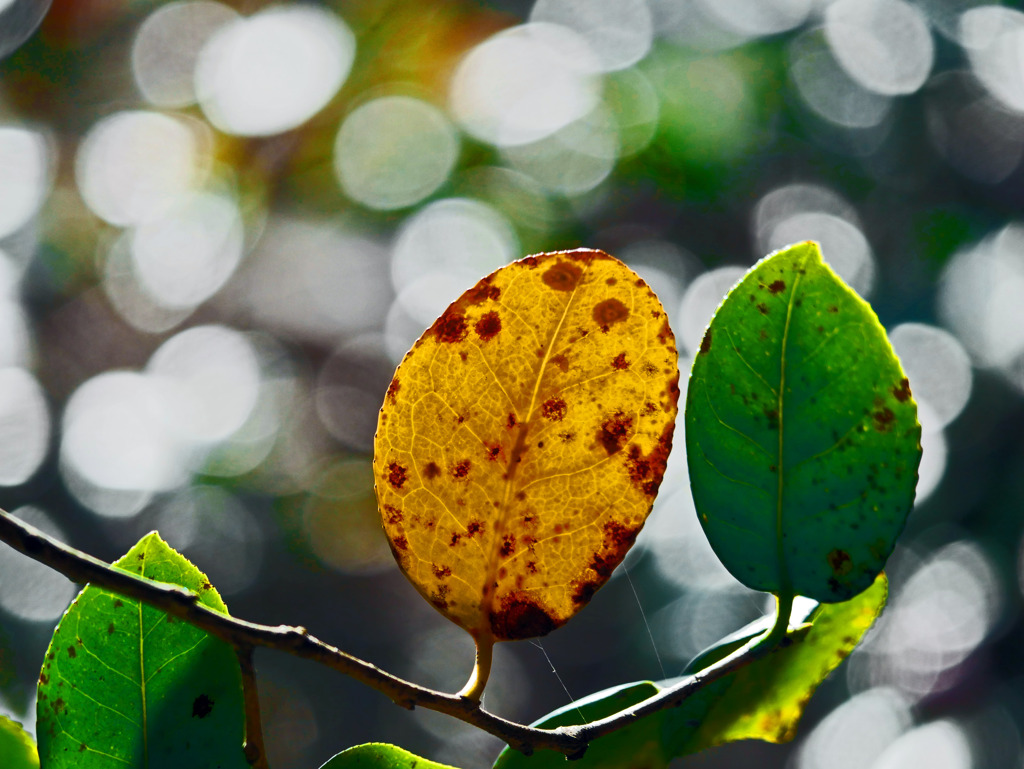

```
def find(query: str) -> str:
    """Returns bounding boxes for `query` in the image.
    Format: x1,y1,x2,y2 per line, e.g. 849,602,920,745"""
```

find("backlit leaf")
319,742,462,769
36,533,246,769
374,250,679,642
0,715,38,769
686,241,921,601
492,573,886,768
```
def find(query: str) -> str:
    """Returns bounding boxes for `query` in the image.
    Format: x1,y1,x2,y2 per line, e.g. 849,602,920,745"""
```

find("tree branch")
0,508,781,758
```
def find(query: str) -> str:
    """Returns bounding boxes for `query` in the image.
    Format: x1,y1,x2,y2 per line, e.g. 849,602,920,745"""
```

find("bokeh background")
0,0,1022,766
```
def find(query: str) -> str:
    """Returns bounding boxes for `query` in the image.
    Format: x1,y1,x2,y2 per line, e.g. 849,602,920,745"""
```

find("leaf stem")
760,591,794,651
0,507,798,759
237,645,269,769
458,634,494,703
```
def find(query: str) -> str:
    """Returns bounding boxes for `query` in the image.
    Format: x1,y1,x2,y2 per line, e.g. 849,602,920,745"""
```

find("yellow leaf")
374,250,679,655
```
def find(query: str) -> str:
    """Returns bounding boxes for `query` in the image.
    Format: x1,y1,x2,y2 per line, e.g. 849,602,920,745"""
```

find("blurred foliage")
1,0,1024,768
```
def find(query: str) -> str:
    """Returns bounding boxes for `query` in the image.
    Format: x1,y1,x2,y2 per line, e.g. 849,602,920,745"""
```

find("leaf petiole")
458,633,494,703
758,590,795,652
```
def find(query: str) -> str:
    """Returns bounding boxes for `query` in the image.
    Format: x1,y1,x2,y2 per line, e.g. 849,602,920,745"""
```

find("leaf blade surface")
375,250,679,640
36,533,246,769
685,241,921,601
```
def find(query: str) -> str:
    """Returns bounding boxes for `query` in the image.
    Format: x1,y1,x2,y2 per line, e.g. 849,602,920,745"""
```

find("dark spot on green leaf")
768,280,785,294
67,646,76,658
892,378,911,402
192,694,214,718
872,408,895,432
827,548,852,576
700,329,712,354
757,303,769,315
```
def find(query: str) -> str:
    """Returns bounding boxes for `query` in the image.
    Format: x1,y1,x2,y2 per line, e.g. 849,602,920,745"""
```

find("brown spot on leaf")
598,411,633,455
67,646,76,658
386,378,400,404
700,329,712,354
449,532,462,546
827,549,853,577
500,534,516,557
892,378,911,402
423,462,441,480
387,462,408,489
107,623,115,635
551,353,569,372
624,422,675,497
114,599,123,609
768,280,786,294
606,277,617,285
657,319,672,345
593,298,629,330
192,694,214,718
452,459,471,479
52,697,66,715
612,352,629,370
484,442,502,461
757,303,769,315
828,305,839,313
489,592,558,640
475,311,502,341
432,564,452,578
764,408,780,430
542,261,583,291
542,397,567,421
431,309,468,344
464,279,500,305
507,413,518,429
393,535,408,551
467,520,484,537
873,407,895,432
383,504,403,525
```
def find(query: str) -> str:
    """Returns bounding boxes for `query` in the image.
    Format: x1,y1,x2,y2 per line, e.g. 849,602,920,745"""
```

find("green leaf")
665,572,887,753
0,715,38,769
319,743,463,769
492,573,886,768
685,241,921,601
492,681,667,769
36,532,246,769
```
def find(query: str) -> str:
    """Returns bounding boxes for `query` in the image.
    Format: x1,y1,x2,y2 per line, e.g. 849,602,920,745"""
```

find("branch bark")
0,508,779,759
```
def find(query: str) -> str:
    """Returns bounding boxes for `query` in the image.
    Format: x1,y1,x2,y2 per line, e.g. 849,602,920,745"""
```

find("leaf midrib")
774,261,805,598
479,258,595,623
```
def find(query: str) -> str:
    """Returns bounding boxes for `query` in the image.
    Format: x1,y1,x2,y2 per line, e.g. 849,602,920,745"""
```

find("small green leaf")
686,241,921,601
492,682,666,769
664,572,887,754
492,573,886,768
0,715,38,769
319,743,462,769
36,532,247,769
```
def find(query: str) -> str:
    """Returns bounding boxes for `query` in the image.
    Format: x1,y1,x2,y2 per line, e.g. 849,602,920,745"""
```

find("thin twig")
238,645,269,769
0,508,783,758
